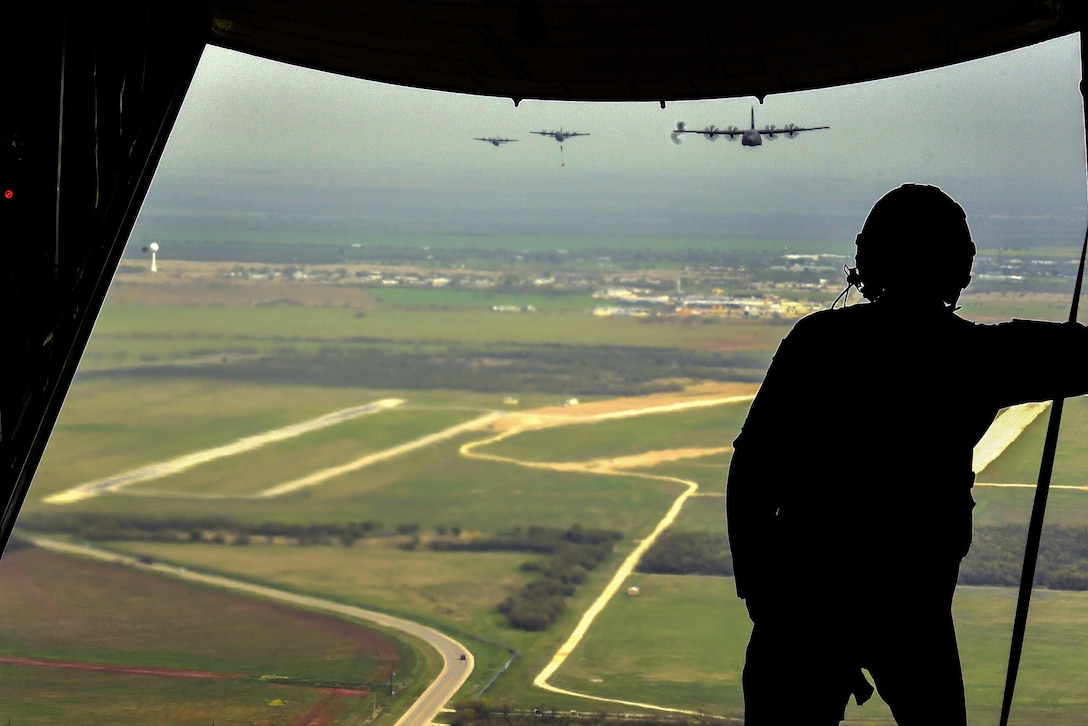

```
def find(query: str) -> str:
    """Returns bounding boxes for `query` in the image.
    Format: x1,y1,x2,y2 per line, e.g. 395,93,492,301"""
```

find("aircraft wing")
531,130,589,137
676,128,741,137
757,124,830,137
670,122,741,140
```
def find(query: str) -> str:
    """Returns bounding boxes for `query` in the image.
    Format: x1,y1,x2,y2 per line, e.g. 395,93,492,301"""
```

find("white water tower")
149,242,159,272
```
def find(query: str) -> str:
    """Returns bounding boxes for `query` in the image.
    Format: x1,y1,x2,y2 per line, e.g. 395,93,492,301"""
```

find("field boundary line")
975,482,1088,491
45,399,405,505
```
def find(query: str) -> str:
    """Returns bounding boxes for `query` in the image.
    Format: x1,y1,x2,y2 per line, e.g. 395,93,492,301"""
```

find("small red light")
2,189,11,200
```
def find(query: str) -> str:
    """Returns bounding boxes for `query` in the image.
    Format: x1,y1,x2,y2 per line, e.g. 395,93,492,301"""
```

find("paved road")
27,537,473,726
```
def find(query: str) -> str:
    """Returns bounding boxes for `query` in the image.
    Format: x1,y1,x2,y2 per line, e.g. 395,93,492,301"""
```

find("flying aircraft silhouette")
531,128,589,167
671,106,829,147
530,128,589,142
474,136,518,146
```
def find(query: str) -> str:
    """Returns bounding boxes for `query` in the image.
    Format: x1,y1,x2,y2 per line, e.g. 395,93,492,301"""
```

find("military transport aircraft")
531,128,589,166
530,128,589,142
474,136,518,146
671,106,829,147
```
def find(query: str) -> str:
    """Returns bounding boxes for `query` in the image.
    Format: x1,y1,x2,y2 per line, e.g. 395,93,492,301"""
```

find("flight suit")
726,298,1088,725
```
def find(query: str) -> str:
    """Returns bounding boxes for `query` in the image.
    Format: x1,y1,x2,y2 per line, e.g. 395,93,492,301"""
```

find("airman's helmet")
853,184,975,306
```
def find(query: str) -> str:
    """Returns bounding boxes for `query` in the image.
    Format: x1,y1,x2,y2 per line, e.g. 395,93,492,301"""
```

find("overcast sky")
147,32,1088,248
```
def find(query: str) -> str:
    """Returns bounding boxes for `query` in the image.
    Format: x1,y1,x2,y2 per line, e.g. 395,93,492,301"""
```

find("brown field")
0,547,409,725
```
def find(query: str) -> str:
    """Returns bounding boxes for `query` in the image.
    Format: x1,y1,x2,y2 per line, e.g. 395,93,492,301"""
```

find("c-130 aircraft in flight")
474,136,518,146
671,106,829,146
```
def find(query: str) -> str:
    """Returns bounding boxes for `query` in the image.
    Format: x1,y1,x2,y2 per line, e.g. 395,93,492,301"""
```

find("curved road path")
26,537,472,726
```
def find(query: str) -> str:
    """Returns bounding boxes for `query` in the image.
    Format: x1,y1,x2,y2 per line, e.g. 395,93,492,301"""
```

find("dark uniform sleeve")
980,320,1088,408
726,324,810,601
726,440,777,601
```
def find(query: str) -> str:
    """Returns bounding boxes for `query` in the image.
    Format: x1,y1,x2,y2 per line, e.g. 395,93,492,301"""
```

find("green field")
80,303,783,362
976,396,1088,489
548,493,1088,724
129,225,838,258
482,404,750,464
548,573,1088,725
13,259,1088,723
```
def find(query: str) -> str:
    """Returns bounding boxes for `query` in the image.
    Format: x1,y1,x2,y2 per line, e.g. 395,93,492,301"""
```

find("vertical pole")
998,28,1088,726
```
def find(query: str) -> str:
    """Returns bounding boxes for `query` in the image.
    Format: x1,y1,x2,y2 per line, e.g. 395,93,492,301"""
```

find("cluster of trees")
636,531,733,577
959,524,1088,590
16,513,390,547
88,341,768,395
449,525,624,632
636,525,1088,592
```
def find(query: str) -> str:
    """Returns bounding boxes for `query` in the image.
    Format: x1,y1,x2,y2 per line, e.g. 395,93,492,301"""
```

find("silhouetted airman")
727,184,1088,725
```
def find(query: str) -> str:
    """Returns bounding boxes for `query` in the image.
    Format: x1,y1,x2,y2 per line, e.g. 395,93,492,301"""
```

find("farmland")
0,545,418,725
9,238,1088,725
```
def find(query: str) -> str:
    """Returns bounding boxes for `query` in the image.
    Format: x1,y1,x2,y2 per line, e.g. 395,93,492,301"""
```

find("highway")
27,537,473,726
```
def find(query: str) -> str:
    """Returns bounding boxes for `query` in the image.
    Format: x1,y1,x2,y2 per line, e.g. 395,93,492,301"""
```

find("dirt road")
459,392,755,715
46,399,404,504
258,411,503,497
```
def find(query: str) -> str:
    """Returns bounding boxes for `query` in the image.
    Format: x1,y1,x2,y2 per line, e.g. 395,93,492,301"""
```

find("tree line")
636,525,1088,592
636,531,733,577
15,515,623,632
17,512,392,547
438,524,624,632
959,523,1088,590
83,341,769,396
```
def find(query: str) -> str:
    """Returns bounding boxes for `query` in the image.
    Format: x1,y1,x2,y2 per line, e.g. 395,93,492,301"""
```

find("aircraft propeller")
765,124,779,139
724,125,740,140
784,123,801,138
701,124,720,141
671,121,686,145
